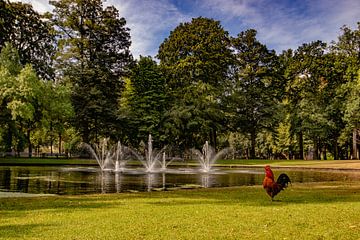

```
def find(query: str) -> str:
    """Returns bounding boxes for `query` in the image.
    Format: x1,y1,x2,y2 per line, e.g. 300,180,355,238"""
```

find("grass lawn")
1,181,360,239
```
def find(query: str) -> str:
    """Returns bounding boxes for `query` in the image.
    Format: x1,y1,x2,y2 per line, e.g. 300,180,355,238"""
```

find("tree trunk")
27,128,32,158
5,124,13,153
352,128,358,159
50,121,53,155
250,130,256,159
323,146,327,160
298,131,304,160
59,133,62,155
333,141,339,160
313,138,319,160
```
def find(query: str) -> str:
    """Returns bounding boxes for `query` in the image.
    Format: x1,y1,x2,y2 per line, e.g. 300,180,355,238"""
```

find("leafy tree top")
0,1,55,80
157,17,233,88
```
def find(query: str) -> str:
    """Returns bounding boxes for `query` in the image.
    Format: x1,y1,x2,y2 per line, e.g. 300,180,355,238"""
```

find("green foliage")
0,1,55,79
333,23,360,150
119,56,167,146
158,17,232,149
339,71,360,144
50,0,133,143
158,17,233,88
38,80,74,153
0,1,359,160
283,41,340,159
344,73,360,124
0,44,46,156
229,29,282,158
0,42,22,75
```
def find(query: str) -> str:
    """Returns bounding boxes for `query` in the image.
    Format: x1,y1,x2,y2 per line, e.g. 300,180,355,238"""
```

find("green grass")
1,181,360,239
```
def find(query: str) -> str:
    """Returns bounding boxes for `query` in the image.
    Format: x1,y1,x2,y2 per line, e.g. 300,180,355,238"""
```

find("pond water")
1,165,360,195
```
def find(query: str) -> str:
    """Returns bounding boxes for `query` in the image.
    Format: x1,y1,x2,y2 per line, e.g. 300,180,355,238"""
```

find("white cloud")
106,0,190,59
202,0,258,19
11,0,190,59
9,0,53,13
199,0,360,53
8,0,360,56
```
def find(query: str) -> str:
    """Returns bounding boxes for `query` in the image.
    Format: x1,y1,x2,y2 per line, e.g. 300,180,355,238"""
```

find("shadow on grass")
0,223,54,238
0,195,126,212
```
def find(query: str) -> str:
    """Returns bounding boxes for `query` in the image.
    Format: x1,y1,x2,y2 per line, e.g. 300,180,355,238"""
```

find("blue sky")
13,0,360,58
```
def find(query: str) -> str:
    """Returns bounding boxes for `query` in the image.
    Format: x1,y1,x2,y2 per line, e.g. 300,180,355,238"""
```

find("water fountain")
160,152,177,171
85,137,231,173
85,135,168,173
113,141,132,172
137,134,166,172
83,138,113,171
84,139,133,172
191,141,231,172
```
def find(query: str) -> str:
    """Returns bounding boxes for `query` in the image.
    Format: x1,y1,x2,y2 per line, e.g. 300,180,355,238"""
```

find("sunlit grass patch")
1,181,360,239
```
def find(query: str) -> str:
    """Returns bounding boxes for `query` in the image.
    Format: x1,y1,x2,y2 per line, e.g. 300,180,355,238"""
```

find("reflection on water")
0,166,360,195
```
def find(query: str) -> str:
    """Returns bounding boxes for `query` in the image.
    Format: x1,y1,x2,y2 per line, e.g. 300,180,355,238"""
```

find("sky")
12,0,360,59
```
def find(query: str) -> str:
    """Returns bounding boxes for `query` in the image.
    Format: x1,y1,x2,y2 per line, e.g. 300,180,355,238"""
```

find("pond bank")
216,160,360,171
0,191,56,198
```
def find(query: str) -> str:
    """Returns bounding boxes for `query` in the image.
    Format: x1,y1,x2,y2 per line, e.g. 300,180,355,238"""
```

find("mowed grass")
1,181,360,240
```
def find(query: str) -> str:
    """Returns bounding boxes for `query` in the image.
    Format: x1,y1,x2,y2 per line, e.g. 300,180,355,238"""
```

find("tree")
0,42,22,152
157,17,233,150
229,29,282,159
284,41,340,160
0,0,55,79
50,0,133,143
332,23,360,159
119,56,167,147
339,71,360,157
42,79,74,155
0,43,46,157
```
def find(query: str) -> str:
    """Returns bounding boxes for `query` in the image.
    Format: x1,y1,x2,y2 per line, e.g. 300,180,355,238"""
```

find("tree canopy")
0,0,359,160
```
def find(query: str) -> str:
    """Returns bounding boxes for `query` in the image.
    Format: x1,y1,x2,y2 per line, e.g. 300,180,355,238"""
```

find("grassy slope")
1,181,360,240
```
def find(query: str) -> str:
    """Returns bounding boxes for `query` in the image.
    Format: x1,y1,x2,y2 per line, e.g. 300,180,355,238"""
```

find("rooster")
263,165,291,200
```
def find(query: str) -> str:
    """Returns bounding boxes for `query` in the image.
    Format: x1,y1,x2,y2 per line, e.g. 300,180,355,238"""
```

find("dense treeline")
0,0,359,160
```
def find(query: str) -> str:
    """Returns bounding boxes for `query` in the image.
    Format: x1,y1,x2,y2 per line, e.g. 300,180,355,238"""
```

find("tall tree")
50,0,133,143
0,43,46,157
0,41,21,152
42,79,74,155
120,56,167,147
230,29,282,159
285,41,335,160
0,0,55,79
332,23,360,159
157,17,233,150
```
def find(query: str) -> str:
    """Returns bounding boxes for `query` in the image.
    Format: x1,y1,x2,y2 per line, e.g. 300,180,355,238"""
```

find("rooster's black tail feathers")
276,173,291,189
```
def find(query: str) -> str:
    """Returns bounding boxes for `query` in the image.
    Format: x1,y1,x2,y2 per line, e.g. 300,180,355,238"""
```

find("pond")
1,165,360,195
